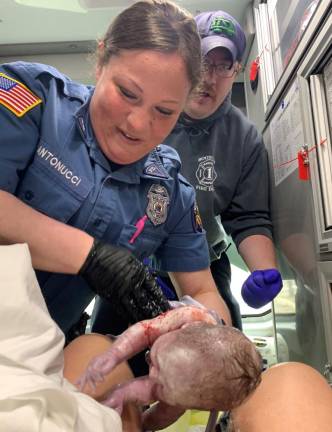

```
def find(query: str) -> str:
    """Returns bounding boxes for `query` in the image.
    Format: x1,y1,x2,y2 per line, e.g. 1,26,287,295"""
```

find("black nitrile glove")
79,239,170,323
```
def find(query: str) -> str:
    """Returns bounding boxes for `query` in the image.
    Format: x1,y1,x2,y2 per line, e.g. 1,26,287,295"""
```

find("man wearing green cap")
163,10,282,329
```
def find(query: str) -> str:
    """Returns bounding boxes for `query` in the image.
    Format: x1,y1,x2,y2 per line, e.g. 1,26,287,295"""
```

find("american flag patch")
0,72,42,117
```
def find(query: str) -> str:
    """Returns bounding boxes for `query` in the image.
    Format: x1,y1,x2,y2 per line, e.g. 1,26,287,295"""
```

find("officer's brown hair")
96,0,202,91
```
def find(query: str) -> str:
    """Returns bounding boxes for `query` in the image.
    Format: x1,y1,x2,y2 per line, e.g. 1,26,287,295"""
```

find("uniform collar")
141,148,170,180
75,90,95,144
74,91,113,172
101,149,170,184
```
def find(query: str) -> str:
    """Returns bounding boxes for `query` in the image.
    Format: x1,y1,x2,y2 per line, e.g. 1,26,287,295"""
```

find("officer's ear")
95,41,105,80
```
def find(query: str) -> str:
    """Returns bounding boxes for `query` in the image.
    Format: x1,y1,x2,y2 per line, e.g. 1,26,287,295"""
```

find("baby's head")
150,322,262,411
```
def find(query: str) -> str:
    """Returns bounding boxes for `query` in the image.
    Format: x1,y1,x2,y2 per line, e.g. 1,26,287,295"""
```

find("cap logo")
210,17,236,38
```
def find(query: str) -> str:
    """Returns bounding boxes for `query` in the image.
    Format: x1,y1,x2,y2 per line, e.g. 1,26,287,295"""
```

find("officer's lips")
118,127,140,142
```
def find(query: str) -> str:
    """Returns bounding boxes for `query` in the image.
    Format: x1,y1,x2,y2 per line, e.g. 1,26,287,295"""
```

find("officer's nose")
126,107,152,135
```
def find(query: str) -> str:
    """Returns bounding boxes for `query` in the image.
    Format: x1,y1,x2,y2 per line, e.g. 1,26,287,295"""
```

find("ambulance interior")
1,0,332,429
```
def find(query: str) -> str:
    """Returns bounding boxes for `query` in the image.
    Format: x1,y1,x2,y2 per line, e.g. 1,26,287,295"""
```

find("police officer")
163,10,283,329
0,1,231,341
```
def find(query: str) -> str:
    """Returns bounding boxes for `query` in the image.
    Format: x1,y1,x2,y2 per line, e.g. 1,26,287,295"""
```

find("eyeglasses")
202,61,238,78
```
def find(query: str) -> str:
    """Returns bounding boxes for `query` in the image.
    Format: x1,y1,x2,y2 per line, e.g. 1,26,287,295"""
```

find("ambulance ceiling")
0,0,253,55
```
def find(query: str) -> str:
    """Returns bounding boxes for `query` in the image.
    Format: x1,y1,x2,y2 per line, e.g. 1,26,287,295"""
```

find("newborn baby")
78,306,262,431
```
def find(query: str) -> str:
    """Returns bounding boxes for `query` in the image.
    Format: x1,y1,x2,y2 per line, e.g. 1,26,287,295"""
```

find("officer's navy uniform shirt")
0,62,209,332
165,93,273,261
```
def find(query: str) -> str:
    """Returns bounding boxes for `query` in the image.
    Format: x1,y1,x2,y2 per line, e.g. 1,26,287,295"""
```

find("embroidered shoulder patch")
192,202,203,232
0,72,42,117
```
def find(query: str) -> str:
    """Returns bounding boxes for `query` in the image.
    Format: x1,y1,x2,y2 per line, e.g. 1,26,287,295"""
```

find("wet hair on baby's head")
96,0,202,91
157,323,262,411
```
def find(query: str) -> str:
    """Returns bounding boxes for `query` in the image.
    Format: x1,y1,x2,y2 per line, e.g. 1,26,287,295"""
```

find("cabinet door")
310,57,332,239
317,261,332,383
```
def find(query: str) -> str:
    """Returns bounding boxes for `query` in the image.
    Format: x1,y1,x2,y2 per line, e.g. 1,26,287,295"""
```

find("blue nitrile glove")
143,257,178,301
241,269,283,308
155,275,177,300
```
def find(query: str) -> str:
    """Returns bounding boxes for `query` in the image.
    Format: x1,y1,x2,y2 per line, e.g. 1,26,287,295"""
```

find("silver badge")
146,184,170,226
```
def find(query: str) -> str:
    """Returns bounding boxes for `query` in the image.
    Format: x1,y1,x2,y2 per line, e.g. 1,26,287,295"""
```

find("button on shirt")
0,61,209,332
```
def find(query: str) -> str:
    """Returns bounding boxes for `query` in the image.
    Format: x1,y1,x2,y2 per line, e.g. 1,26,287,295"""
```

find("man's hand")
79,239,170,322
241,269,283,308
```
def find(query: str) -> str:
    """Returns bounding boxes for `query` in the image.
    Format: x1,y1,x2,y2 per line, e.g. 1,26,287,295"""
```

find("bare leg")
63,333,142,432
230,362,332,432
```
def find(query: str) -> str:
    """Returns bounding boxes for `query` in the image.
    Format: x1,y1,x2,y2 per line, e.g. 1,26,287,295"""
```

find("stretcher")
161,410,218,432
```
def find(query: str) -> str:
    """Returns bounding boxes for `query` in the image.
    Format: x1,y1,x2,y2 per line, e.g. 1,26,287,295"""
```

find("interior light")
14,0,86,13
78,0,137,9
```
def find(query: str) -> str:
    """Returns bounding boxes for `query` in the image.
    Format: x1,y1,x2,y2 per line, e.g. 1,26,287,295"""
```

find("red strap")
250,58,260,81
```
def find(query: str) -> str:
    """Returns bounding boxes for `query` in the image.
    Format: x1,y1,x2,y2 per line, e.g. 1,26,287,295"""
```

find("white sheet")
0,243,122,432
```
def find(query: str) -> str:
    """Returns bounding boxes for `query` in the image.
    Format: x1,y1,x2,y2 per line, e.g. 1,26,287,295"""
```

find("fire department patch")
192,202,203,232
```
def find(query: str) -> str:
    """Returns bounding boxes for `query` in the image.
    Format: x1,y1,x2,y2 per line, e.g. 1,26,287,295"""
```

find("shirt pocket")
117,223,167,260
16,158,93,223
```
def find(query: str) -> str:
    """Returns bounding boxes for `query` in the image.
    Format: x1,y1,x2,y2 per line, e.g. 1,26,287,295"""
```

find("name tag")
37,144,82,187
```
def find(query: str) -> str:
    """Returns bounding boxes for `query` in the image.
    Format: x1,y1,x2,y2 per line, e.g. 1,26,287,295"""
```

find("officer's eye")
156,106,174,116
119,86,137,100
